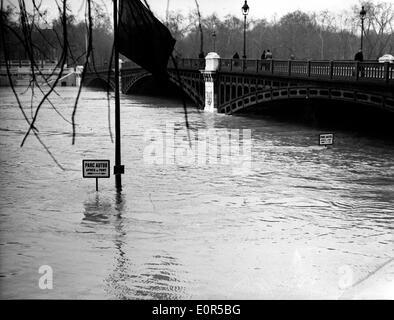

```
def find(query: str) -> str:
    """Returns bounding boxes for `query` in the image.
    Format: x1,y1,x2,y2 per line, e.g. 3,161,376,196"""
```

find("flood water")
0,87,393,299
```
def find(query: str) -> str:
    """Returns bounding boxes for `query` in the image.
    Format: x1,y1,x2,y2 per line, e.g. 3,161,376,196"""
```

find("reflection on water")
83,195,116,224
84,192,185,299
0,87,393,299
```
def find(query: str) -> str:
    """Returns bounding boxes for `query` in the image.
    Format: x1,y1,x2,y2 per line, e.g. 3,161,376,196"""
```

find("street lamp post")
360,5,366,51
212,31,216,52
242,0,249,60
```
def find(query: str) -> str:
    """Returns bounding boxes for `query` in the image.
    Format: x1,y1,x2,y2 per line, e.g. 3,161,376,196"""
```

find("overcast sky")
148,0,360,20
7,0,362,21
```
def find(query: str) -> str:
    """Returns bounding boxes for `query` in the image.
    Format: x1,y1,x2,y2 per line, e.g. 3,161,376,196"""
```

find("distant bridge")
83,58,394,114
0,60,77,87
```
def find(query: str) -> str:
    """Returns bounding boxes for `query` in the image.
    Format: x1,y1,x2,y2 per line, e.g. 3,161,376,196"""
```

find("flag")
118,0,176,75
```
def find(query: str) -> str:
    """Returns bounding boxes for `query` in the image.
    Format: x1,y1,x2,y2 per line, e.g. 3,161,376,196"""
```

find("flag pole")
113,0,123,191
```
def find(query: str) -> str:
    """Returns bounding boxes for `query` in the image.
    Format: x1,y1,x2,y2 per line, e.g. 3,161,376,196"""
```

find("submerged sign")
319,133,334,146
82,160,110,178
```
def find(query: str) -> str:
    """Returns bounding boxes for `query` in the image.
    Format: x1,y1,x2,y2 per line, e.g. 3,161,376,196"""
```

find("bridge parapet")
166,58,394,84
217,59,394,83
168,58,205,70
89,58,394,85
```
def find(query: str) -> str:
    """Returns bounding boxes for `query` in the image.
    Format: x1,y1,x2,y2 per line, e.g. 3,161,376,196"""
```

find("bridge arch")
218,86,394,115
84,76,115,90
121,70,152,94
119,68,204,108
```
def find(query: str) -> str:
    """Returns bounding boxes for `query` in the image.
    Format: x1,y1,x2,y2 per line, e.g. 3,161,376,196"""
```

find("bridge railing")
331,61,354,79
89,58,394,84
389,63,394,81
0,60,60,68
290,60,308,75
309,61,330,78
221,59,393,83
273,60,290,75
363,61,384,79
219,59,233,71
244,59,259,71
168,58,205,70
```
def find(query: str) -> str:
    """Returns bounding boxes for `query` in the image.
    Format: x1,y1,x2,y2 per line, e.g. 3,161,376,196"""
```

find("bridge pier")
200,52,220,112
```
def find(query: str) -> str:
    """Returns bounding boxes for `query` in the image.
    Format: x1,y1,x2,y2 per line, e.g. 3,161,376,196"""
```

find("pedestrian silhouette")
261,50,266,60
354,49,363,62
354,49,364,77
233,52,240,67
262,50,272,70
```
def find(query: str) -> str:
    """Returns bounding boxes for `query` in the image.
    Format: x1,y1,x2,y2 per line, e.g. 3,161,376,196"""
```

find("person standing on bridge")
263,49,272,71
233,52,240,67
354,49,364,62
354,49,364,77
260,50,267,71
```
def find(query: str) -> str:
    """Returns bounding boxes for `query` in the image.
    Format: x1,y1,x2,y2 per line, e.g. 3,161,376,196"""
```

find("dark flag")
118,0,176,75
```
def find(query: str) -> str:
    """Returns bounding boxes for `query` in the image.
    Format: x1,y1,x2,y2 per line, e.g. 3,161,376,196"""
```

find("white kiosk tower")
201,52,220,112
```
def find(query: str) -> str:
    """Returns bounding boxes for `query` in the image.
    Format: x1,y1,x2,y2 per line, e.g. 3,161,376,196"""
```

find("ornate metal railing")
166,58,394,83
170,58,205,70
84,58,394,84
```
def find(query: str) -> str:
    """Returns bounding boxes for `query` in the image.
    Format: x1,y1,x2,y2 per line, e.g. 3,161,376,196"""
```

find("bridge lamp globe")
359,6,366,51
359,6,366,21
242,0,249,17
241,0,249,60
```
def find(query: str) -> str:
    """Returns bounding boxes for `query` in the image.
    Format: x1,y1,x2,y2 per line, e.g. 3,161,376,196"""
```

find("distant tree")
354,1,394,59
277,11,317,59
249,18,270,58
312,11,335,59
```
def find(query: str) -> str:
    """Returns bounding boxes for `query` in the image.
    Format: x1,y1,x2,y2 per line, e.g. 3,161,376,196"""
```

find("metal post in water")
113,0,123,191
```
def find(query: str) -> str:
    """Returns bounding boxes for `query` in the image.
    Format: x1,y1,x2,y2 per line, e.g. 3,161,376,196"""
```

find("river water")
0,87,393,299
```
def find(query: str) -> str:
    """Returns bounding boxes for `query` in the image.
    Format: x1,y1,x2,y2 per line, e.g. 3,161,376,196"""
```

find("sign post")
319,133,334,147
82,160,110,191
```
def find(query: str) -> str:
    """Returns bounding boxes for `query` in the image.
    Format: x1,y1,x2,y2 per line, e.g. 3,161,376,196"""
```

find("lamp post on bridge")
242,0,249,60
359,5,366,52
